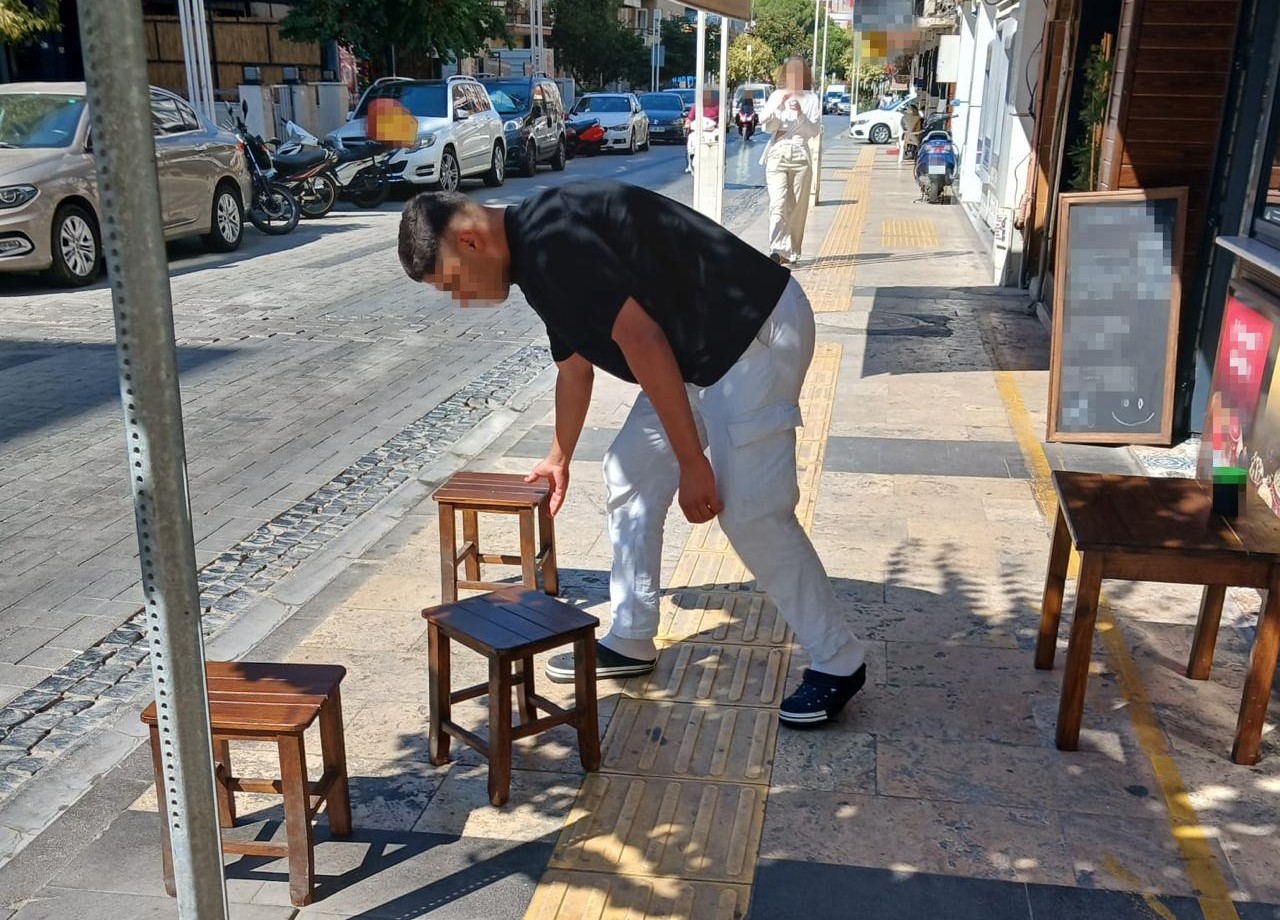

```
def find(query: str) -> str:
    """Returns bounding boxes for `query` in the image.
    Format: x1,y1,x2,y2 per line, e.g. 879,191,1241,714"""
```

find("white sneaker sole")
778,710,830,724
545,661,655,684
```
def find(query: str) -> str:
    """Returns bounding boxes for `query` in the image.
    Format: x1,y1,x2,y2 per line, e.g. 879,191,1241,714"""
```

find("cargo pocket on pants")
718,403,804,525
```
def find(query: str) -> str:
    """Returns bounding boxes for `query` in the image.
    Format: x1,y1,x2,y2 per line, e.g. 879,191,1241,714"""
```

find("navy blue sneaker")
545,641,656,684
778,665,867,726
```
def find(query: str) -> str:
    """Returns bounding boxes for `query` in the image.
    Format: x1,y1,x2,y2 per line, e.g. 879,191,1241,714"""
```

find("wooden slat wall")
143,16,323,94
1099,0,1240,285
1025,18,1072,280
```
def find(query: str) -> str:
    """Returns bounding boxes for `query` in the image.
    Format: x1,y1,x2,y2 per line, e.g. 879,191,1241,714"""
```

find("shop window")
1252,73,1280,248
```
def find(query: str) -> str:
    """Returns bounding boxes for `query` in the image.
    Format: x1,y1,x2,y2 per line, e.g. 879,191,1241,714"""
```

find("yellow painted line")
992,366,1241,920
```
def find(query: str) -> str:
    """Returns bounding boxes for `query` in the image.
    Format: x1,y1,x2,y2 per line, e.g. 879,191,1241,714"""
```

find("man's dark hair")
398,191,474,280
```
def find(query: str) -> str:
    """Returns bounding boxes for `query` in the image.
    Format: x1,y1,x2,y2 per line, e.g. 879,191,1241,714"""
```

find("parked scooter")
902,112,948,161
228,104,300,235
565,113,605,157
735,99,758,140
914,128,958,203
279,122,392,210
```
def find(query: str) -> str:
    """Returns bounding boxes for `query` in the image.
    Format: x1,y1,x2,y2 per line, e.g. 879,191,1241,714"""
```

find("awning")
686,0,751,21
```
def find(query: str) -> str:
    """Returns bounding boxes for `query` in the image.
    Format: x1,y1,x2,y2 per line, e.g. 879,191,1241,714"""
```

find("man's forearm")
550,366,593,464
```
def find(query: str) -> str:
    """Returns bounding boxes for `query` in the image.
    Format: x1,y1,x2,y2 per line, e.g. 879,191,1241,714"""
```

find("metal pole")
177,0,200,109
77,3,228,919
190,0,216,121
693,10,707,214
820,1,830,100
713,18,729,222
811,0,822,86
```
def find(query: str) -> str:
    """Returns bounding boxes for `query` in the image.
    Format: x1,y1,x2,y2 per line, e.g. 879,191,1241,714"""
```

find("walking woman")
759,56,822,265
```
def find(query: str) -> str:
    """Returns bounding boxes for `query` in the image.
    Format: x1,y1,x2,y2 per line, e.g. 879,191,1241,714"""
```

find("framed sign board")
1047,187,1187,445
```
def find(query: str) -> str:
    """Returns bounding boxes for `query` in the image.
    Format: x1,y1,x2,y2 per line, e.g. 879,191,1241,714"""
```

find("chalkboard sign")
1047,187,1186,445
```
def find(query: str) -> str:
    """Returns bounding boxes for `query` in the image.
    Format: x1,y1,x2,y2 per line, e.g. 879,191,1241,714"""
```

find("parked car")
0,82,250,287
823,83,848,113
849,94,918,144
672,88,719,112
328,75,505,191
480,74,566,176
637,92,686,144
569,93,649,154
835,93,852,116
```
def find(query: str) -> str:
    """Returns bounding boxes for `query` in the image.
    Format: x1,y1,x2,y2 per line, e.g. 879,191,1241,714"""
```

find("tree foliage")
658,17,720,85
280,0,506,66
0,0,58,45
551,0,650,91
748,0,850,83
726,33,776,87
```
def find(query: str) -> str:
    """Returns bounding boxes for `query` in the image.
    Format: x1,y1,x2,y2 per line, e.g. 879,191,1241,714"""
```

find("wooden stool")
432,471,559,604
422,587,600,806
141,661,351,907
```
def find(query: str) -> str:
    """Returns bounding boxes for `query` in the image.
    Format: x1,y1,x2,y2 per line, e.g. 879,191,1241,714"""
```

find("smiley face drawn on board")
1110,395,1157,429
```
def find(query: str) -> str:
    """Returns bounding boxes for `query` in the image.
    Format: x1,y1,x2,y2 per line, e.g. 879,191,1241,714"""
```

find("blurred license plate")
928,164,946,175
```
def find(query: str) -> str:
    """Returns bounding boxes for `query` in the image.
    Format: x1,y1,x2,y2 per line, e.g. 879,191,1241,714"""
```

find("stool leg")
149,724,177,897
514,656,538,724
1233,572,1280,765
212,737,237,828
428,623,452,766
439,501,458,604
1036,508,1072,670
462,509,481,583
518,509,538,592
574,635,602,772
319,689,352,837
279,733,315,907
1055,551,1103,751
1187,585,1227,680
488,656,513,807
539,500,559,596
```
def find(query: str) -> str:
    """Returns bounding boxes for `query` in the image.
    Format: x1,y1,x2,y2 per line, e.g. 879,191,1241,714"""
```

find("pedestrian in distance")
398,180,870,727
759,56,822,266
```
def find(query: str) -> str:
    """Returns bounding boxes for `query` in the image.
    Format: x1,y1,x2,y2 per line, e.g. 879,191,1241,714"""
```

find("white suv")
329,76,505,191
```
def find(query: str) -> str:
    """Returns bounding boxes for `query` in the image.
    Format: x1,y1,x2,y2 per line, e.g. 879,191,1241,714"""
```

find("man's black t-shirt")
504,180,791,386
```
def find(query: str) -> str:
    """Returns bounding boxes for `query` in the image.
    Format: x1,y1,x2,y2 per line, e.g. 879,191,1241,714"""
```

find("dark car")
638,92,687,144
480,75,567,176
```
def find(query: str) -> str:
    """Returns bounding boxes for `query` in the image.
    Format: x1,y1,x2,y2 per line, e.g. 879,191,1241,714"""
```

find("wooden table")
1037,471,1280,765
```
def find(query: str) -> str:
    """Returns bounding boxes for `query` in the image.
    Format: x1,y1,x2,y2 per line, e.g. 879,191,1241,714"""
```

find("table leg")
149,724,177,897
212,737,236,828
462,509,481,582
488,656,513,807
278,733,315,907
428,623,452,766
518,509,538,592
575,634,602,772
1187,584,1227,681
1055,550,1103,751
539,500,560,597
1036,508,1072,671
439,502,458,604
319,689,352,837
514,656,538,724
1232,571,1280,765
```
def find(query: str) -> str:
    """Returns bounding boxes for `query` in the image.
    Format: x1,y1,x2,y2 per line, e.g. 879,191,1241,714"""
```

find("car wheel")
521,140,538,178
869,123,891,145
48,203,101,287
482,143,505,187
626,130,636,155
551,138,566,171
203,182,243,253
437,148,462,191
639,127,650,151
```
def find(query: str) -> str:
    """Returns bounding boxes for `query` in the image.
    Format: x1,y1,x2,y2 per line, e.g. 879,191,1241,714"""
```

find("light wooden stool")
432,472,559,603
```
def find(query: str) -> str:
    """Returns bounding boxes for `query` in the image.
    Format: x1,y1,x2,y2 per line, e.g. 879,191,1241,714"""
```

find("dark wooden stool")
141,661,351,907
432,472,559,604
422,587,600,806
1037,471,1280,765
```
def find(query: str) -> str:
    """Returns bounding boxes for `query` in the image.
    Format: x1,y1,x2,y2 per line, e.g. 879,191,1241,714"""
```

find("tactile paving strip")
526,871,750,920
806,146,876,314
550,774,767,883
624,642,789,707
881,217,940,248
656,591,791,646
602,699,778,784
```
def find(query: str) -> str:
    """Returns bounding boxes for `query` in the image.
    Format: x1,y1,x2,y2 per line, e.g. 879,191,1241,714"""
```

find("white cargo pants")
602,278,867,676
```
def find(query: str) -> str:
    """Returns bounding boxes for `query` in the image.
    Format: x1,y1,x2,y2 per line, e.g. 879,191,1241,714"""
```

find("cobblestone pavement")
0,133,774,814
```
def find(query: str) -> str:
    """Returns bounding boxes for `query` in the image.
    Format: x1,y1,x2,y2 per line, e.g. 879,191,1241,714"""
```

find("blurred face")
782,60,806,91
423,217,510,307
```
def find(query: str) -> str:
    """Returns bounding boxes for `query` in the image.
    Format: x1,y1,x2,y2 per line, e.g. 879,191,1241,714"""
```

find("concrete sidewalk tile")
286,647,426,703
526,870,749,920
7,889,293,919
759,790,1075,886
1060,811,1222,898
412,766,581,842
843,683,1042,747
770,728,876,794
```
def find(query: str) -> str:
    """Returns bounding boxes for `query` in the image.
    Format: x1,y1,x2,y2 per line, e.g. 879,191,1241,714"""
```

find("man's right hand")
526,457,570,516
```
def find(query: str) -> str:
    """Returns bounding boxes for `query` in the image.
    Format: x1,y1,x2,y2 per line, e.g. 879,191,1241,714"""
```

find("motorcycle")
686,115,720,175
228,105,300,235
565,113,605,157
734,101,758,140
914,129,958,204
279,121,392,210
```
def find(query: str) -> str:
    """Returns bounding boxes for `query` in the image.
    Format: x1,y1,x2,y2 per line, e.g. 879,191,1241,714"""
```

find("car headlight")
504,119,522,133
610,123,630,132
0,185,37,209
415,132,438,150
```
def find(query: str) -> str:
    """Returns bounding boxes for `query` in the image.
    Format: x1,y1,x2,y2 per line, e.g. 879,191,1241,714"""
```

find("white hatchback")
849,95,918,145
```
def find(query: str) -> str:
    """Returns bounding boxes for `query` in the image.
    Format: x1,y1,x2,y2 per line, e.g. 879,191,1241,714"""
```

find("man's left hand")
679,457,723,524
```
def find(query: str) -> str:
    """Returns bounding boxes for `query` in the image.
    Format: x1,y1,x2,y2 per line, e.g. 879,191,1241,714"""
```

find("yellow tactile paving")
550,774,767,883
527,872,751,920
880,217,939,249
601,699,778,784
524,245,851,918
806,146,876,313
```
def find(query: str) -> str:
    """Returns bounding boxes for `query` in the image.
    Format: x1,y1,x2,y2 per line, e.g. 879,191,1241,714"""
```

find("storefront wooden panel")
215,22,273,63
1131,70,1231,97
1141,0,1239,22
1122,140,1218,166
1138,22,1235,47
1127,96,1224,120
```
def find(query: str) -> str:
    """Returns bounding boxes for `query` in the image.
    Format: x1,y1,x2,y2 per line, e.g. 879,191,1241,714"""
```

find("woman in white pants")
759,57,822,265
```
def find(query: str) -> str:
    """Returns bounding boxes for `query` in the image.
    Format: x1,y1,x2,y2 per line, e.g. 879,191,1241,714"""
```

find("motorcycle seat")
273,148,331,172
334,141,384,163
